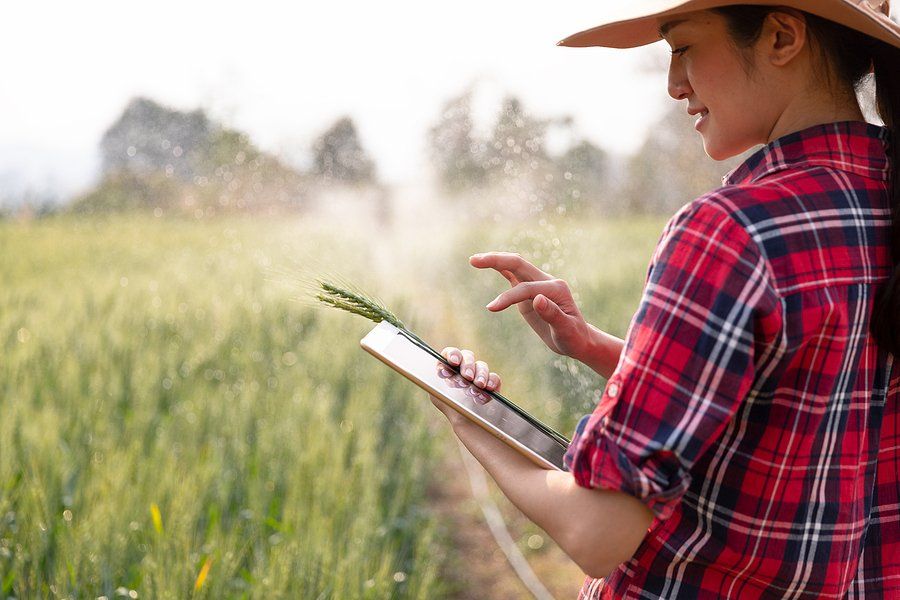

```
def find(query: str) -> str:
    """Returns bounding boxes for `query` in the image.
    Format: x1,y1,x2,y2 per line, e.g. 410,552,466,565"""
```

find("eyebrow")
658,18,689,38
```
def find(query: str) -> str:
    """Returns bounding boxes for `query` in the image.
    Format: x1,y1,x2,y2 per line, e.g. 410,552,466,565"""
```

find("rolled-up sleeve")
565,197,778,522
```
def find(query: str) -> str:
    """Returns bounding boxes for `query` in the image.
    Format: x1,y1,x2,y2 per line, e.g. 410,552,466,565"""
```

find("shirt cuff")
565,412,691,523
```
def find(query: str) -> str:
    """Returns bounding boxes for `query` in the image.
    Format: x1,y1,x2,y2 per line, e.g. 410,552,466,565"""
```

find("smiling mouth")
692,108,710,131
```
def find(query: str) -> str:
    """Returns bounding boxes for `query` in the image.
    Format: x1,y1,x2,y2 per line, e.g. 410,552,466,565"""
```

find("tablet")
360,321,570,471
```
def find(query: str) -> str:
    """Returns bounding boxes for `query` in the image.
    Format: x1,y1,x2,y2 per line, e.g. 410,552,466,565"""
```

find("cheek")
687,53,747,105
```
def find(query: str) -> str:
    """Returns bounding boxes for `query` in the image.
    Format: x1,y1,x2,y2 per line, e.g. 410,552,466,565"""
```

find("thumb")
533,294,567,327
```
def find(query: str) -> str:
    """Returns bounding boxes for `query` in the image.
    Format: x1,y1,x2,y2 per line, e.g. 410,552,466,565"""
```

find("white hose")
456,439,557,600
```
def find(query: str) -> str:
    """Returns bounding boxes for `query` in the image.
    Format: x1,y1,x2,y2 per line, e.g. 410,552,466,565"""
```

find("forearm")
574,324,625,380
447,414,652,579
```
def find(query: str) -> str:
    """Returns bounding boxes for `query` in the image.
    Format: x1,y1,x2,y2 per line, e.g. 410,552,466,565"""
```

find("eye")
670,46,690,56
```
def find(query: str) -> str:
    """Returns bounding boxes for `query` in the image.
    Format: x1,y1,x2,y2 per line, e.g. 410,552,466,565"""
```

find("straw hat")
557,0,900,50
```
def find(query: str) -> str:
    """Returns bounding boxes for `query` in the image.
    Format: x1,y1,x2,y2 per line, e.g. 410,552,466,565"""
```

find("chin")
703,144,733,161
701,136,750,162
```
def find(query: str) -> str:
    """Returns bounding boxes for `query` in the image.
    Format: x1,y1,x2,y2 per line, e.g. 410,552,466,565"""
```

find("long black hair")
713,5,900,356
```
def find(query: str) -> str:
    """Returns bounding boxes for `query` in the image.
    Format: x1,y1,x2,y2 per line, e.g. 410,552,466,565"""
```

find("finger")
486,280,566,312
533,294,568,327
500,269,521,287
472,388,491,405
473,360,489,387
486,372,501,391
460,349,476,379
441,346,462,366
469,252,549,281
429,394,456,422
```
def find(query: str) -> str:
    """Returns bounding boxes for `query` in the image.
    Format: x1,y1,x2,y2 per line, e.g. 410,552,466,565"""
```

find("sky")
1,0,672,202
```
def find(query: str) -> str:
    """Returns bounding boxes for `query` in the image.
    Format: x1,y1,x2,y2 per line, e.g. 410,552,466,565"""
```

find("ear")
761,9,808,67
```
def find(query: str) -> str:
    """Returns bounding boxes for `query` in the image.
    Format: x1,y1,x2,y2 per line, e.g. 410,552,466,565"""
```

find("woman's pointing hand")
469,252,592,360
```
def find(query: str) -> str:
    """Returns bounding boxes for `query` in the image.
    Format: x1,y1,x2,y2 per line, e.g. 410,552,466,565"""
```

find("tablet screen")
361,321,570,471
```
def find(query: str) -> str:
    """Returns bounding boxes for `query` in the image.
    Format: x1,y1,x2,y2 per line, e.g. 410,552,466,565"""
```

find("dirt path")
427,430,586,599
405,216,588,598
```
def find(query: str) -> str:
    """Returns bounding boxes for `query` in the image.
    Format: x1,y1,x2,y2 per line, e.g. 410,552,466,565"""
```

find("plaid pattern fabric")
564,122,898,599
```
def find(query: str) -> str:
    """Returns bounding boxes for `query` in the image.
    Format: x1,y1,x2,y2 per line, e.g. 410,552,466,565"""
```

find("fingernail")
464,368,474,378
470,253,483,259
475,377,485,386
450,354,460,365
486,298,498,309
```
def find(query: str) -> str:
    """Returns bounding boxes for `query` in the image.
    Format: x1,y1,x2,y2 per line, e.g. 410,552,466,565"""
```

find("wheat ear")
315,280,406,329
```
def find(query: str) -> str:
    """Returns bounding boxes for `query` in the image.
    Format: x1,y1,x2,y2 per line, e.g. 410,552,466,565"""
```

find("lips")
688,106,710,131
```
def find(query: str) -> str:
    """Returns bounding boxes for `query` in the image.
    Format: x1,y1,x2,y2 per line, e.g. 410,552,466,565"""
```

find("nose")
667,58,692,101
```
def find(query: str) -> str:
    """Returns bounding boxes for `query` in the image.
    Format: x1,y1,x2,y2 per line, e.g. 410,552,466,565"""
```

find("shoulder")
660,174,814,258
676,180,787,233
646,184,786,300
657,185,770,262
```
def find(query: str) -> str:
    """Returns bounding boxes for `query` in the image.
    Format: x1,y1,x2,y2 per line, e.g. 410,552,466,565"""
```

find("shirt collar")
723,121,891,186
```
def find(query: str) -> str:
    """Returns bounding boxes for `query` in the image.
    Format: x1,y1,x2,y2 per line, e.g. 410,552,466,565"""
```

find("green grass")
0,213,665,598
0,217,442,598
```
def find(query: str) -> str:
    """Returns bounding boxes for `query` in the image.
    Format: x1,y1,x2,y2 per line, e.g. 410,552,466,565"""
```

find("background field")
0,210,664,598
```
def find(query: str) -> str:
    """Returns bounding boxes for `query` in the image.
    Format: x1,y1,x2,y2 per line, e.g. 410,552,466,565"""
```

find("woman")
430,2,900,598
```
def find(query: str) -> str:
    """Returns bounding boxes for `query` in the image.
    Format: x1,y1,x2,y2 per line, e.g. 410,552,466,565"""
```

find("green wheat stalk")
315,281,406,329
314,278,464,403
313,279,434,351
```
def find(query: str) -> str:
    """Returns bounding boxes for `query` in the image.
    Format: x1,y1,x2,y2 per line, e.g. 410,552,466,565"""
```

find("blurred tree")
74,96,308,216
553,138,609,214
485,96,551,181
100,97,212,182
427,89,487,192
0,187,61,220
311,117,376,184
623,104,748,214
70,171,183,214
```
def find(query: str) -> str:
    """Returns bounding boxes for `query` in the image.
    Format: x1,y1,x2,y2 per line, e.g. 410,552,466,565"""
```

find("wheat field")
0,212,663,598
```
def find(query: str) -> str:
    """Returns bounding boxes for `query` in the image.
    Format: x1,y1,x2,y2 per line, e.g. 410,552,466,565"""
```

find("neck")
766,82,864,143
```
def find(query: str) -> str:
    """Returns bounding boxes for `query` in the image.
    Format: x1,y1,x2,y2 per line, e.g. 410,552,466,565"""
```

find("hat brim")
557,0,900,50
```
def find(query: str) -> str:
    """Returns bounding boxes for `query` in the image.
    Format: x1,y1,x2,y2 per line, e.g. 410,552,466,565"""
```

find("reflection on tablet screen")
361,321,568,470
436,363,492,405
409,346,565,470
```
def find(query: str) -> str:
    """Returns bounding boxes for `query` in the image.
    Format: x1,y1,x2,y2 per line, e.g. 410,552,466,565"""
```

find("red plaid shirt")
565,121,899,599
